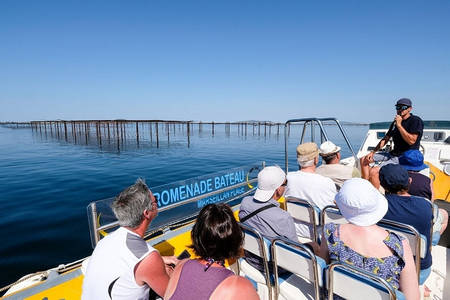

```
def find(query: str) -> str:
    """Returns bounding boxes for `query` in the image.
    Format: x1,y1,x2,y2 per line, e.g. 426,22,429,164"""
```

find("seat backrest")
378,219,424,280
321,205,347,226
239,223,272,290
327,262,402,300
272,238,326,300
285,197,320,240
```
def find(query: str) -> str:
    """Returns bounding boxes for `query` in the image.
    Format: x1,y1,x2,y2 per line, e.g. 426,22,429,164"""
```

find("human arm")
163,259,188,300
134,251,170,297
210,275,260,300
395,115,419,145
398,239,420,300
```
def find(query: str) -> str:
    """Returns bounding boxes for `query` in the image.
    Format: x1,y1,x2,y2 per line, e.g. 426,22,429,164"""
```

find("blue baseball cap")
379,164,409,190
399,150,428,171
396,98,412,107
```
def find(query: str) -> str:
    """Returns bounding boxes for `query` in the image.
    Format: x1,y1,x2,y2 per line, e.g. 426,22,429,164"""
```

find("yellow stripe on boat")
426,161,450,201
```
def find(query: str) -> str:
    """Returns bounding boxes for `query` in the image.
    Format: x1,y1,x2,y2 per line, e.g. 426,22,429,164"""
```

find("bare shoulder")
210,275,259,300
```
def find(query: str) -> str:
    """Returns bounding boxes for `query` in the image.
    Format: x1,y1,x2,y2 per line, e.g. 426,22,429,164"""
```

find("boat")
2,118,449,300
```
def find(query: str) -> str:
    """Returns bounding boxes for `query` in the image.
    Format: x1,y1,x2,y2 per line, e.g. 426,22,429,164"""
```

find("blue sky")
1,1,449,123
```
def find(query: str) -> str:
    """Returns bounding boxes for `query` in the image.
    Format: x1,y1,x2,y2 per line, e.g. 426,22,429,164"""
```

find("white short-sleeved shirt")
285,171,337,238
82,227,156,300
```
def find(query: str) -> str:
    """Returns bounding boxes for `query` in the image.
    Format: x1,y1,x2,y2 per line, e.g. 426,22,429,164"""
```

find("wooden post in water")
64,121,68,141
167,122,170,144
187,121,190,147
136,121,140,146
115,121,120,151
212,122,215,136
85,122,89,145
107,122,110,144
155,122,159,148
149,122,153,143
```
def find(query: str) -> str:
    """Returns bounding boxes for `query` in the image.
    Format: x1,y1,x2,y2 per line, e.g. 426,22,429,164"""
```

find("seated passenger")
380,164,434,272
164,204,259,300
285,142,337,238
316,140,361,189
82,179,178,300
399,150,448,236
239,165,298,272
319,178,419,300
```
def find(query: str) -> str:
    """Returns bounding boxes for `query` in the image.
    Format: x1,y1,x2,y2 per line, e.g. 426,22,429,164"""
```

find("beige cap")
296,142,319,162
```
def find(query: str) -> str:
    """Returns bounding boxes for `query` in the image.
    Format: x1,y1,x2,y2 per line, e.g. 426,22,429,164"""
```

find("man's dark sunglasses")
395,104,409,111
281,180,287,186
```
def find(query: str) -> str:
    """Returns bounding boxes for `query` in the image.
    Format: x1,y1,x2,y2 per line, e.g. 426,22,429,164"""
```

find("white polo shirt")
82,227,156,300
285,170,337,238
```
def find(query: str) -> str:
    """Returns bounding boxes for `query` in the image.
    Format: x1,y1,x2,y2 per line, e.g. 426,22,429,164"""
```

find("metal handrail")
285,196,320,242
328,262,398,300
239,223,273,300
378,218,422,280
284,118,358,172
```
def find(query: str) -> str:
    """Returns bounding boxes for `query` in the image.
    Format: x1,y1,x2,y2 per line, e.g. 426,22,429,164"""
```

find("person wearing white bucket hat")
239,166,298,272
319,178,419,300
316,140,360,188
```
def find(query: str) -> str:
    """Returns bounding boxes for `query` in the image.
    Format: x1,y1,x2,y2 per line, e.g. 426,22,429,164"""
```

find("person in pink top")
164,203,259,300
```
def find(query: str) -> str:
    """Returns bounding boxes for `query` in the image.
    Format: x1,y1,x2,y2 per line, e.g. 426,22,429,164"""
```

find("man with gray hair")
316,140,360,189
82,179,178,300
285,142,337,238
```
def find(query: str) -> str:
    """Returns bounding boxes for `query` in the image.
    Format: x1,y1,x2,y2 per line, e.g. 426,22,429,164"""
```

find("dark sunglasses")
281,180,287,186
395,105,409,111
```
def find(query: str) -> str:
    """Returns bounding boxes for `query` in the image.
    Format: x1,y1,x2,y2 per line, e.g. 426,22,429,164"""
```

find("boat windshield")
86,163,262,248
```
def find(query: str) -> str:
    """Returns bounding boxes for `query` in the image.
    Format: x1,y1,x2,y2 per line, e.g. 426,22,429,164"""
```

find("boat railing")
87,162,264,247
284,118,358,172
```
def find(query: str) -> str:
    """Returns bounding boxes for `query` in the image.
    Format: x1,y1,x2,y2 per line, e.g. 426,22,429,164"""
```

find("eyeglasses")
395,105,409,111
281,180,287,186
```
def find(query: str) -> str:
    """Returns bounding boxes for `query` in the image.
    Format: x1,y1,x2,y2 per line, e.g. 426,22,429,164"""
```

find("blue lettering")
207,179,212,191
220,176,226,188
161,190,170,206
194,182,201,196
186,184,194,199
179,185,186,200
169,188,179,203
200,180,207,194
224,174,229,186
154,192,161,207
229,173,235,185
215,176,220,189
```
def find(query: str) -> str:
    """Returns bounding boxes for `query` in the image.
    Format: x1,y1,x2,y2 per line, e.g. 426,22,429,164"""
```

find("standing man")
361,98,424,188
82,179,178,300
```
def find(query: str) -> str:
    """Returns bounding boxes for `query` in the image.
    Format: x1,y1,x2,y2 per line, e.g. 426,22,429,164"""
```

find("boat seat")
272,237,326,300
378,219,428,284
320,205,347,227
327,262,405,300
239,223,273,300
285,197,321,242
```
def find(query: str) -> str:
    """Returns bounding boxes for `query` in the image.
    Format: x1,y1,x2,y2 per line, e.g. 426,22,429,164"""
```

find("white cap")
334,178,388,226
319,141,341,156
254,166,286,202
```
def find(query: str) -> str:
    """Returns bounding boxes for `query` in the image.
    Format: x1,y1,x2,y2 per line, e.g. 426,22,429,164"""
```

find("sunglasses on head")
395,105,409,111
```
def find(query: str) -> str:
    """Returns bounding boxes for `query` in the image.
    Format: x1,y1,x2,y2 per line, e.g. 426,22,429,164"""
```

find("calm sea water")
0,123,367,288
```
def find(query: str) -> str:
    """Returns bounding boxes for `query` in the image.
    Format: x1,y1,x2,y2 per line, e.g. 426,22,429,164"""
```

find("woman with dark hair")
164,203,259,300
